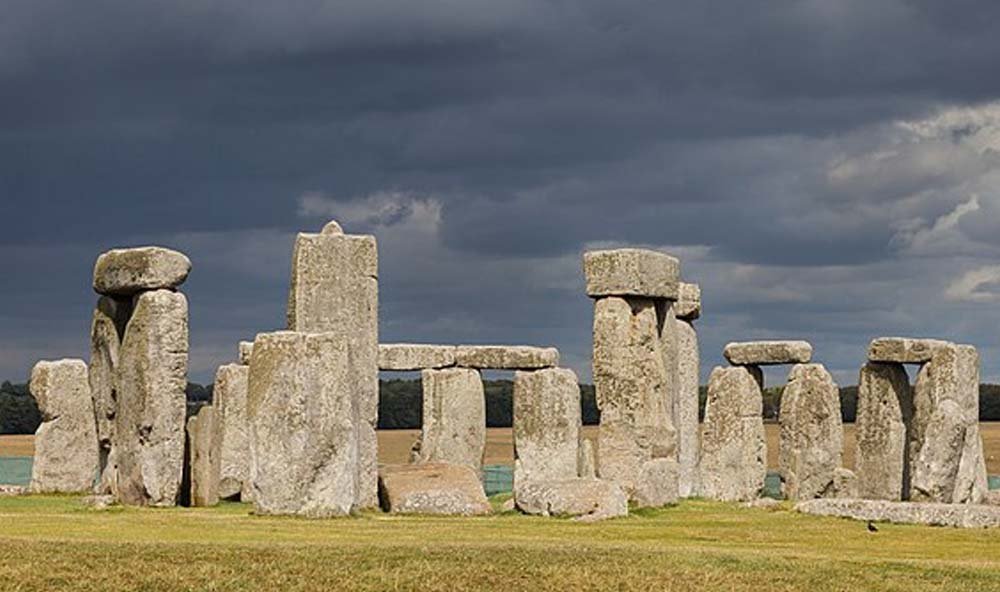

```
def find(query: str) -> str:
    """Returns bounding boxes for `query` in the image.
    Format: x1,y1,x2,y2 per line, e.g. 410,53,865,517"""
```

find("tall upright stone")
29,359,99,493
286,221,378,509
418,368,486,472
699,366,765,502
675,318,699,497
778,363,843,501
186,405,219,507
855,362,912,500
513,368,581,489
213,363,251,500
114,289,189,506
248,331,357,517
88,295,132,494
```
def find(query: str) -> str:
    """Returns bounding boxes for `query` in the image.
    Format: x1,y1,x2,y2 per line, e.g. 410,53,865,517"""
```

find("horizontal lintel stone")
723,340,812,366
583,249,679,299
378,344,457,371
454,345,559,370
867,337,953,364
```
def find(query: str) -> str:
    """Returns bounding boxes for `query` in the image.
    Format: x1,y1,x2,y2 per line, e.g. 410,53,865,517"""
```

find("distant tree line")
5,379,1000,434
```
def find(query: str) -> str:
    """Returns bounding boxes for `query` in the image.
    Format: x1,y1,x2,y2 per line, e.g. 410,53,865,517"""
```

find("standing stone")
513,368,581,489
419,368,486,472
778,363,843,501
855,362,912,500
29,360,99,493
286,223,378,509
186,405,219,507
93,246,191,296
578,439,596,479
699,366,766,502
89,295,132,494
593,296,675,496
248,331,356,517
213,364,251,500
115,289,188,506
675,318,699,497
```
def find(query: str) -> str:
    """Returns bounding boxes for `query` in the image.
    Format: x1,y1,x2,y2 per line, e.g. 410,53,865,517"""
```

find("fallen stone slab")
723,341,812,366
674,282,701,321
378,463,491,516
867,337,951,364
454,345,559,370
583,249,680,299
93,246,191,296
238,341,253,365
378,344,456,371
795,498,1000,528
515,478,628,521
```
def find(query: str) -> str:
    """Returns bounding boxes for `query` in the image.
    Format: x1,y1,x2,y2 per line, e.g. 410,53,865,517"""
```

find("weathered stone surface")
114,289,188,506
419,368,486,471
213,364,251,501
795,498,1000,528
830,468,858,499
378,343,456,371
29,359,99,493
868,337,951,364
675,318,699,497
248,331,357,517
0,485,27,496
238,341,253,365
80,494,116,509
742,497,782,510
699,366,766,502
911,400,969,503
378,463,491,516
953,423,989,505
89,295,132,494
513,368,581,489
633,458,679,507
593,296,675,496
186,405,219,507
578,439,596,479
286,223,378,509
583,249,680,299
779,363,843,501
515,479,628,521
984,490,1000,507
93,246,191,296
855,362,912,500
454,345,559,370
723,341,812,366
674,282,701,320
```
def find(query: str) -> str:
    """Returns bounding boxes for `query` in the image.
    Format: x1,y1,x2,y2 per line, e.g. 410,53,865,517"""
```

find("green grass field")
2,495,1000,591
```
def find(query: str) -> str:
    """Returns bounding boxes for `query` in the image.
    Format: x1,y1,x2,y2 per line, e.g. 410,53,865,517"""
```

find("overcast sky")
4,1,1000,385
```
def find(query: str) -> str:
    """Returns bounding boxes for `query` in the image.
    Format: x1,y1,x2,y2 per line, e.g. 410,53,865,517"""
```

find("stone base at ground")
515,478,628,521
378,463,491,516
795,498,1000,528
632,458,679,508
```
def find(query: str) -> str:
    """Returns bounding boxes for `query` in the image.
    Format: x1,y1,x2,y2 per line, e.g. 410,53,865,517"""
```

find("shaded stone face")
377,463,491,516
213,364,251,501
778,363,843,501
674,282,701,321
855,362,912,501
186,405,219,507
583,249,680,299
114,289,188,507
454,345,559,370
88,295,132,493
867,337,951,364
723,341,812,366
675,318,699,498
93,247,191,296
419,368,486,472
513,368,581,489
29,359,99,494
699,366,765,502
632,458,679,508
237,341,253,366
514,478,628,522
248,331,357,518
378,344,457,371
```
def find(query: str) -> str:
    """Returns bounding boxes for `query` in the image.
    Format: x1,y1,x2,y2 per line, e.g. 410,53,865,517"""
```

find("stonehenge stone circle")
699,366,766,501
92,246,191,296
186,405,219,507
512,368,582,489
514,479,628,521
868,337,951,364
29,359,99,493
378,343,456,371
855,362,913,500
584,248,680,298
418,368,486,471
778,363,843,501
454,345,559,370
723,341,812,366
89,295,132,492
675,315,700,497
378,463,491,516
247,331,358,517
796,498,1000,529
213,363,251,500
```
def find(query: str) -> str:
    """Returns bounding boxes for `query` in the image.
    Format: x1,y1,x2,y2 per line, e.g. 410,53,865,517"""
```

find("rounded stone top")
93,246,191,296
321,220,344,235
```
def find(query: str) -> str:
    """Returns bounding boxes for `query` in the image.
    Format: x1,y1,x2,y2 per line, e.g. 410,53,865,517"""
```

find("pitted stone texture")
723,341,812,366
248,331,357,518
89,295,132,494
114,289,188,507
778,363,843,501
514,479,628,521
795,498,1000,528
855,362,912,500
419,368,486,471
868,337,951,364
378,344,456,370
953,423,989,505
378,463,491,516
93,246,191,296
633,458,679,508
285,225,378,509
699,366,766,502
578,439,596,479
593,297,675,496
186,405,219,507
583,249,680,299
29,360,99,493
513,368,581,489
675,318,699,497
674,282,701,321
829,468,858,499
454,345,558,370
238,341,253,365
213,364,251,501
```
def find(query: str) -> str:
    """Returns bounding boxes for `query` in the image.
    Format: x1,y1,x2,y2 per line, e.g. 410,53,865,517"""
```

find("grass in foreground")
2,496,1000,591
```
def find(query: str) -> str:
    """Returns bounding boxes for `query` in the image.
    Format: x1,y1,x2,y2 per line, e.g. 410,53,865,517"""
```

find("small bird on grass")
866,521,879,533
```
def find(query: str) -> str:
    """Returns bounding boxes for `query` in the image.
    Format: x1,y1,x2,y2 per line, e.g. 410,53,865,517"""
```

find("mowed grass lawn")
2,495,1000,592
